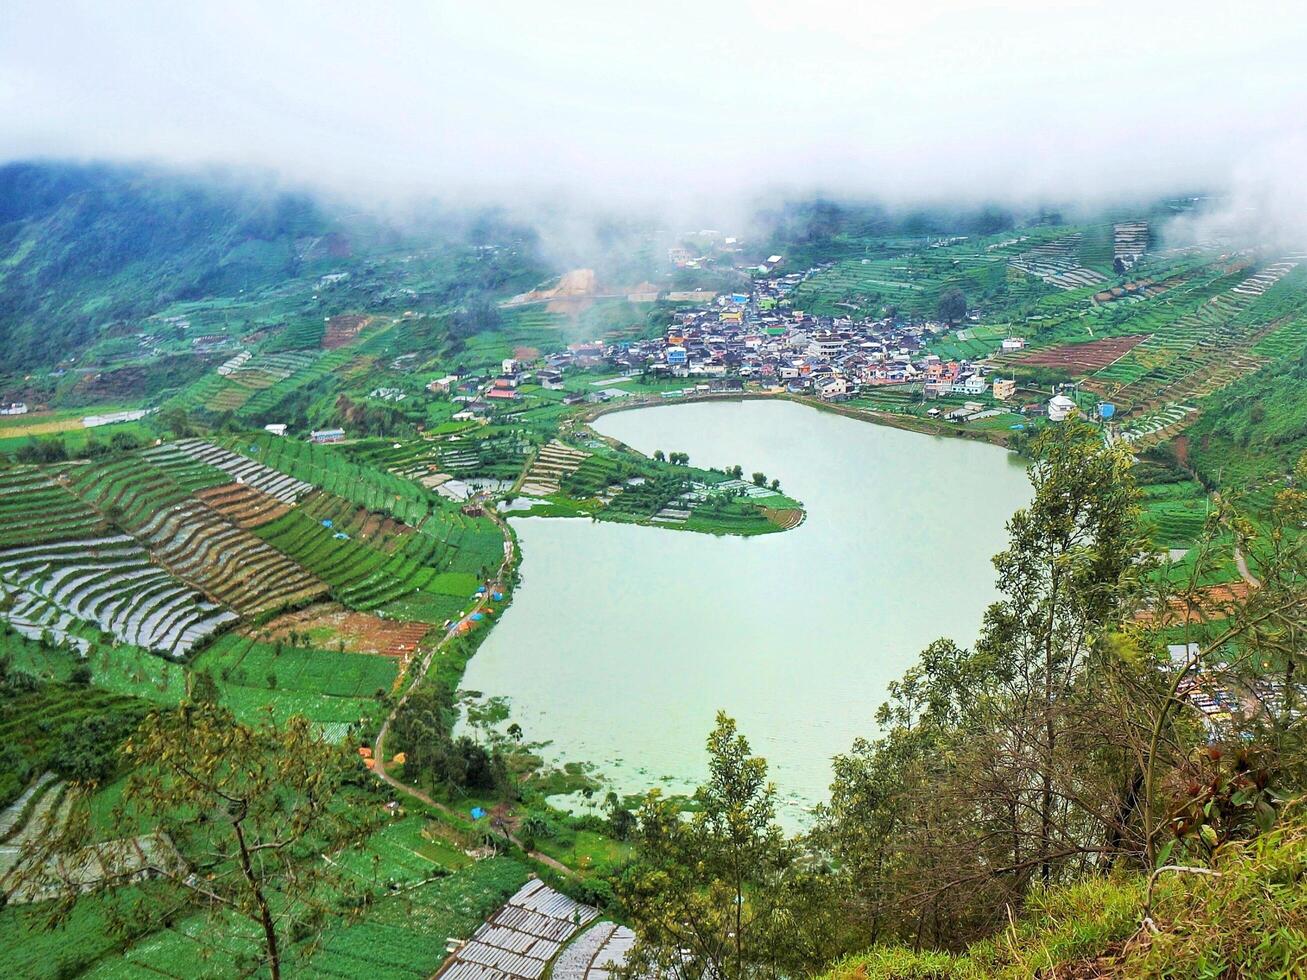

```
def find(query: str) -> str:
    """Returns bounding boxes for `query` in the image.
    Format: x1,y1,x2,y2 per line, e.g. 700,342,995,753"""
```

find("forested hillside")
0,163,341,368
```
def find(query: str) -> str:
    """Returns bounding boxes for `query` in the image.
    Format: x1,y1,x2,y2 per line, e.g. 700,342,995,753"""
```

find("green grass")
189,634,397,728
826,818,1307,980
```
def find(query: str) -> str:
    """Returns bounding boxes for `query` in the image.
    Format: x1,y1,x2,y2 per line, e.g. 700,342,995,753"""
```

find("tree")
18,702,371,979
751,472,766,487
937,287,967,324
819,421,1155,946
653,450,666,462
603,791,637,841
618,712,851,978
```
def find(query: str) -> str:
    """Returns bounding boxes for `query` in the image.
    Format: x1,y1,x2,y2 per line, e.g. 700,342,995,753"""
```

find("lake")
461,399,1031,823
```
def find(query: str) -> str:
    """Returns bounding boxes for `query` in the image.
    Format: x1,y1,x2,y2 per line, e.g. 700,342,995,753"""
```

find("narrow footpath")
370,502,573,876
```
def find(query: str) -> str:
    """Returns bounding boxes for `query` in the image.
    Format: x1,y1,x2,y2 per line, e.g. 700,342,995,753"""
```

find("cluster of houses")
603,287,1022,407
411,267,1078,427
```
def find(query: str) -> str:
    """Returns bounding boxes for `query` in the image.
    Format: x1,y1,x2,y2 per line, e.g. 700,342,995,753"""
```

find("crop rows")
1010,233,1108,290
227,433,435,525
521,440,589,496
435,433,531,481
192,481,291,528
0,535,237,658
254,510,444,610
1252,314,1307,359
0,468,105,546
193,635,396,700
67,457,327,618
1088,270,1288,410
223,350,318,389
560,454,628,498
552,921,635,980
153,439,313,502
237,349,352,416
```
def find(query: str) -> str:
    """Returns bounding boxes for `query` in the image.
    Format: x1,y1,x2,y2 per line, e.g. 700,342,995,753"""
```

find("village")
424,259,1056,434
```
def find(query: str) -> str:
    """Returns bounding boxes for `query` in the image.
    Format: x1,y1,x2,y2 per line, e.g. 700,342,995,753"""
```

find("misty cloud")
2,1,1306,219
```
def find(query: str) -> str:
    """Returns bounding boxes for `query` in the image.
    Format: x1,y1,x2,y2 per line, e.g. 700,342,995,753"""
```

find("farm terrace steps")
1113,220,1149,265
0,534,238,657
192,481,292,529
437,879,600,980
133,498,328,617
992,334,1150,374
1009,233,1108,290
520,441,590,497
152,439,313,503
61,453,329,619
0,775,186,905
1085,260,1300,411
0,467,107,547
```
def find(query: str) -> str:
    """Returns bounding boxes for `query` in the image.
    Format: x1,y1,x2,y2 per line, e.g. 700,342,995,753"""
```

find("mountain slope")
0,162,339,368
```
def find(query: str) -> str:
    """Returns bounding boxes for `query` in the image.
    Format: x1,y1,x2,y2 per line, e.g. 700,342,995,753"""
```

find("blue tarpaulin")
470,807,486,820
321,519,333,528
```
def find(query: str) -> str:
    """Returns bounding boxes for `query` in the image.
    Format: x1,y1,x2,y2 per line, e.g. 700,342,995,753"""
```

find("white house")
1048,394,1077,421
817,377,852,400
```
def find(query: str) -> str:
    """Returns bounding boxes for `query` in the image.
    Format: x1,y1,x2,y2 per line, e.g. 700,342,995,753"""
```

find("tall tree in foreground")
818,421,1152,948
16,702,374,979
617,712,851,979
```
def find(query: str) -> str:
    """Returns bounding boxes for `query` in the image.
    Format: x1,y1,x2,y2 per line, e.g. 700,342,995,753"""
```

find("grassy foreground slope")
827,817,1307,980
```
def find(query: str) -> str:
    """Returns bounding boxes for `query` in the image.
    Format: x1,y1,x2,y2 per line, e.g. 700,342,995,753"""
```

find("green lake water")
461,399,1031,823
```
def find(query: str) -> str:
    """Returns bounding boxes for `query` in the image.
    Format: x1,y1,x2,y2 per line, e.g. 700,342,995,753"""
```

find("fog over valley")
3,0,1306,227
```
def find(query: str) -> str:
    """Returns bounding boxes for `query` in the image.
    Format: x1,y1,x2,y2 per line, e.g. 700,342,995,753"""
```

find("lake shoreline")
576,388,1018,451
464,399,1033,826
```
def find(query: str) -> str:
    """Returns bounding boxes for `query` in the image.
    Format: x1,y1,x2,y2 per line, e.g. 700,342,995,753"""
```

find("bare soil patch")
1015,334,1150,374
323,314,373,349
253,602,434,657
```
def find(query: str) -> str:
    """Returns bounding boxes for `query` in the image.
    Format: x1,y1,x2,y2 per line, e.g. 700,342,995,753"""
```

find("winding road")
369,499,573,876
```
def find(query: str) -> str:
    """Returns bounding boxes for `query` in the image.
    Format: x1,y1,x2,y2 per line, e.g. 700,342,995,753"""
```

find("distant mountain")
0,162,342,369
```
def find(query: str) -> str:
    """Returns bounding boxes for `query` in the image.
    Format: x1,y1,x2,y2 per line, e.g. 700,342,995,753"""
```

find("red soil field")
1015,334,1150,373
194,482,291,529
323,314,373,349
255,602,434,657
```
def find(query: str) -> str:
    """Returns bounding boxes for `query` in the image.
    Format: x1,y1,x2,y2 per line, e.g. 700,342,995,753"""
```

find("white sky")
2,1,1306,213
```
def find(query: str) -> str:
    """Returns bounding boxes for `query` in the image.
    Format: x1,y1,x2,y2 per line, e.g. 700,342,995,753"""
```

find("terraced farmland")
153,438,313,502
1087,262,1298,412
521,440,590,496
1001,334,1148,374
0,469,106,546
791,247,1010,317
253,508,446,611
0,535,237,657
552,921,636,980
192,481,291,528
1252,314,1307,358
1113,220,1148,267
66,457,328,618
1009,233,1109,290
